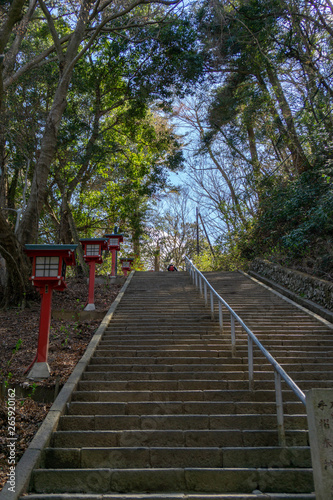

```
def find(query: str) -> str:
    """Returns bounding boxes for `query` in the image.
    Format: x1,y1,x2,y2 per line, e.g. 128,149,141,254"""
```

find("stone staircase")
20,270,333,499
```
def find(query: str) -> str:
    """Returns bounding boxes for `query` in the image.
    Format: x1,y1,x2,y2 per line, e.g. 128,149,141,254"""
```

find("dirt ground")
0,277,122,491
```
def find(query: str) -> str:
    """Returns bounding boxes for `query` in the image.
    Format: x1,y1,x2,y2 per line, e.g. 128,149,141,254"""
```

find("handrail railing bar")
185,257,306,406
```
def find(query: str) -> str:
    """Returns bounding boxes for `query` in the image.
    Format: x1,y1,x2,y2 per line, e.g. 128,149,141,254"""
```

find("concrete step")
76,379,333,392
89,357,246,365
42,445,311,469
51,429,308,448
81,371,249,381
93,350,239,358
81,370,333,381
100,333,333,343
71,389,302,403
93,347,333,356
21,270,330,499
85,362,333,372
67,400,306,416
58,413,308,431
77,380,248,391
109,322,325,331
89,356,331,366
97,339,333,347
20,493,317,500
103,326,329,334
98,340,233,345
30,467,314,494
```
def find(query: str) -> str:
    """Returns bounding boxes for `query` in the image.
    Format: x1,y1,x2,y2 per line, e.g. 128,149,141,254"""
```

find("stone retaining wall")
250,258,333,312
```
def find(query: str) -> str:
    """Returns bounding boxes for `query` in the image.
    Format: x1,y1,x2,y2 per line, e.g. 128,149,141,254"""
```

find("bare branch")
3,34,71,89
38,0,65,63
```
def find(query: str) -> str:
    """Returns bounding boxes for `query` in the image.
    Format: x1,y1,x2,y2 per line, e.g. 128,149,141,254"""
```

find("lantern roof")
104,233,124,238
25,244,77,252
24,244,77,266
79,238,107,242
104,232,124,244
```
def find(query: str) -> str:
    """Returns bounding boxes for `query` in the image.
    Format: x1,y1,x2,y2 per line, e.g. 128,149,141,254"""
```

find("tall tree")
0,0,201,305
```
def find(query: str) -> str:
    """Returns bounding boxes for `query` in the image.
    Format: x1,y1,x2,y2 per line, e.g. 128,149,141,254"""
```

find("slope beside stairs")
19,270,333,499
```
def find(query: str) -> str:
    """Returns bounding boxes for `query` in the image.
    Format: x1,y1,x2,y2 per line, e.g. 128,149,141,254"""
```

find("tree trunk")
291,14,333,142
154,243,160,271
16,0,94,244
132,229,141,260
0,0,27,209
246,124,262,202
247,125,259,169
0,209,32,307
59,194,73,244
265,63,310,174
16,76,71,244
66,202,88,276
57,192,88,275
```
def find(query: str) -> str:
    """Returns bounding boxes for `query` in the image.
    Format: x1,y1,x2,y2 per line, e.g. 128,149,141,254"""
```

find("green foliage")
27,382,37,399
4,372,13,389
243,163,333,276
192,250,217,271
193,239,249,272
1,339,22,388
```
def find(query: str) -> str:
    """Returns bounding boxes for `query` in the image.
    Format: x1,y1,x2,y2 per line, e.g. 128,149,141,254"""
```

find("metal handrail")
185,257,306,447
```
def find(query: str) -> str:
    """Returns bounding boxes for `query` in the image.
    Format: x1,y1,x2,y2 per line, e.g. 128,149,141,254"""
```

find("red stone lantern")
120,257,134,277
24,244,77,379
104,231,124,278
80,238,108,311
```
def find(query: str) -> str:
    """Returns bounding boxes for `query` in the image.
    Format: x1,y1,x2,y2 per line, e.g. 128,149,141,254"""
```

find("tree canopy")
1,0,333,306
0,0,203,305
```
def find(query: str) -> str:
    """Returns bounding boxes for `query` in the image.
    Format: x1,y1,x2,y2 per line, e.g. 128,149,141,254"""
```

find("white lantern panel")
35,256,59,277
122,261,130,267
86,244,100,256
109,237,119,246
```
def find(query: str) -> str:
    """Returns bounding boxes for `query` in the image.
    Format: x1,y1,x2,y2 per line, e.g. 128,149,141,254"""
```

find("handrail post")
210,290,214,320
219,300,223,332
199,275,203,296
204,282,208,306
275,370,286,447
248,336,254,391
195,270,198,288
231,314,236,357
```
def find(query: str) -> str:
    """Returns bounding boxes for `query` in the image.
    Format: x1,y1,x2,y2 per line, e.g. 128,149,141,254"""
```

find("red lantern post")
104,232,123,278
24,244,77,380
79,238,108,311
120,257,134,277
